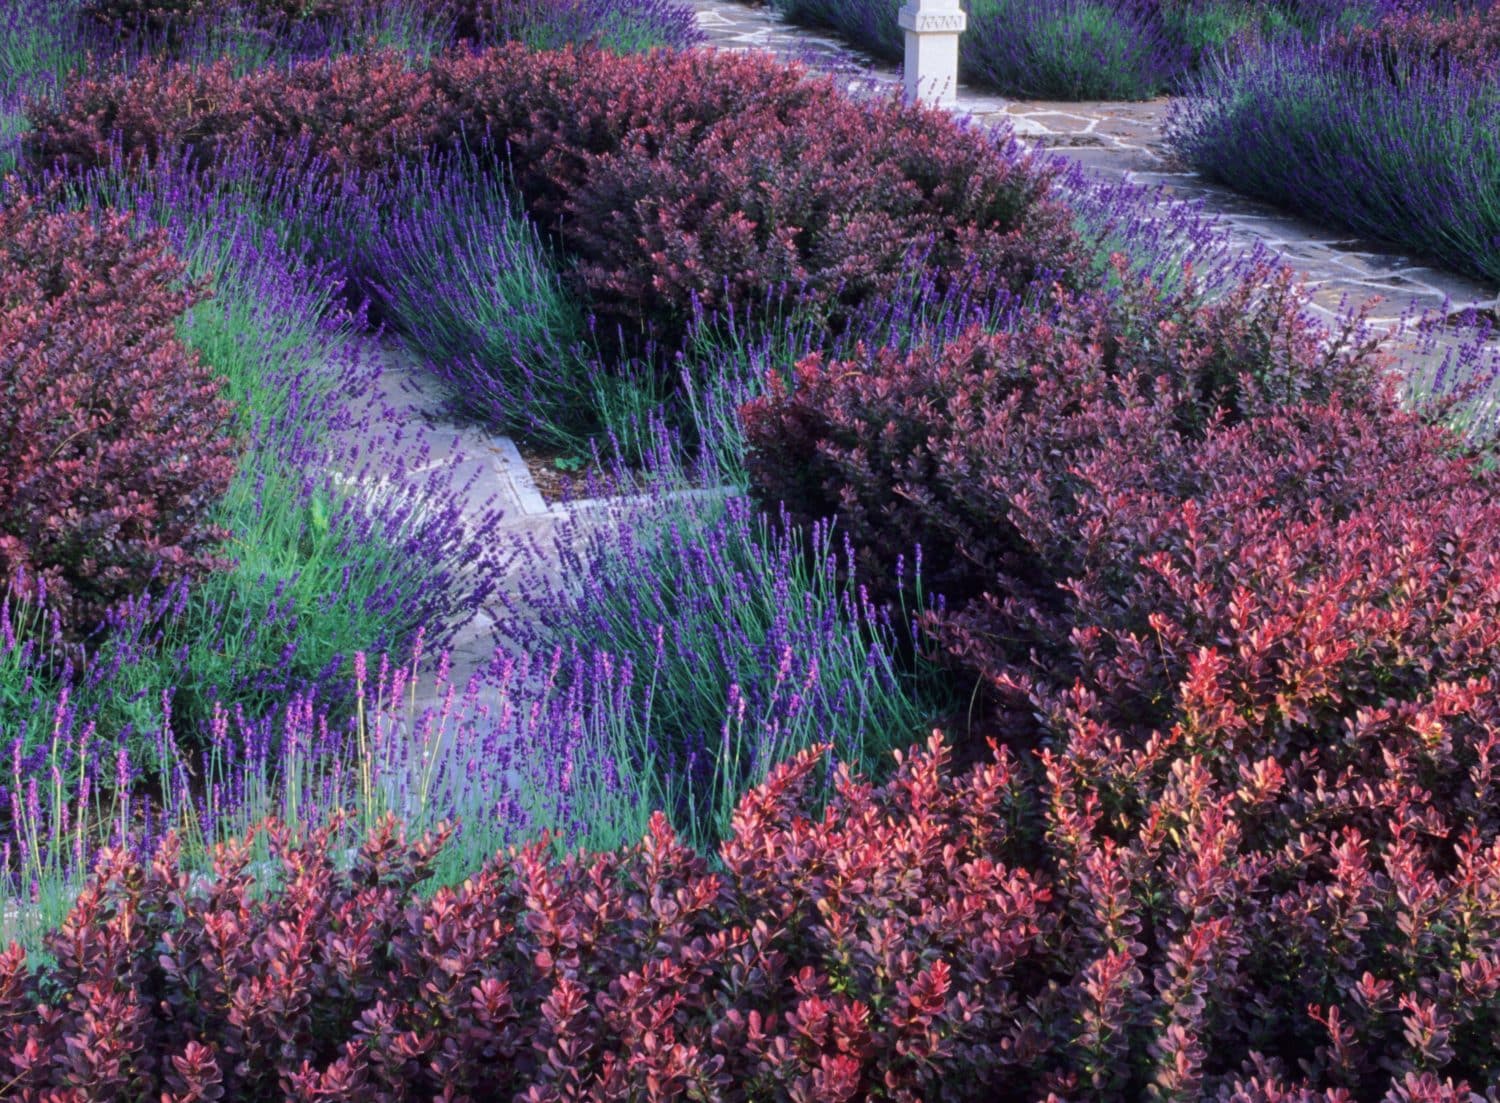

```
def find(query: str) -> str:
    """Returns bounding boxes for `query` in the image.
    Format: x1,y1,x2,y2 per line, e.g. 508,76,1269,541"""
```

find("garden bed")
3,1,1500,1098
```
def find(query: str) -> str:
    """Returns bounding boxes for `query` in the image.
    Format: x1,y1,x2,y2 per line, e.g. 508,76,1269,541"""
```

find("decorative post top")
896,2,967,34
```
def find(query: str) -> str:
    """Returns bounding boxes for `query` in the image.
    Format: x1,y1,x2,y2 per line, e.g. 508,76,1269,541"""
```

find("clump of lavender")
964,0,1193,99
1395,306,1500,441
0,0,90,173
514,491,941,850
0,0,88,102
774,0,1250,98
457,0,702,52
1168,36,1500,284
0,581,70,751
368,151,606,452
770,0,905,61
1054,151,1273,300
0,628,657,955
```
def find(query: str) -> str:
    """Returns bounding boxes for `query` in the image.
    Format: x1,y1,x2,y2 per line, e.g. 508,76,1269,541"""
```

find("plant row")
770,0,1446,101
1169,2,1500,285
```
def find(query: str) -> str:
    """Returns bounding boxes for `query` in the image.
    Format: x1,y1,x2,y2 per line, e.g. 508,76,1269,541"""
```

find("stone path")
688,0,1500,329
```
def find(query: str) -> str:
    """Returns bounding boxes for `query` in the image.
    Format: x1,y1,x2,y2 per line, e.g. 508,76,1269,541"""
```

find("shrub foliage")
7,721,1500,1097
0,744,1049,1101
742,263,1383,655
24,44,1081,348
739,258,1500,1092
1333,3,1500,80
0,192,236,635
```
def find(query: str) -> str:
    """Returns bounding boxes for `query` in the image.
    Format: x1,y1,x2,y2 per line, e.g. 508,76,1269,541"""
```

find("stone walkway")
688,0,1500,329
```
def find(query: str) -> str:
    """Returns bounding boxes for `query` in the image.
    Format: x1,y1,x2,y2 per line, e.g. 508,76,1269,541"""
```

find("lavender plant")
1058,153,1265,298
1168,37,1500,284
517,492,942,850
771,0,1443,100
964,0,1192,99
773,0,1270,99
80,0,697,72
0,100,23,177
0,584,68,748
0,0,87,103
1157,0,1271,61
770,0,904,62
350,641,657,875
459,0,703,52
368,152,609,453
0,630,656,957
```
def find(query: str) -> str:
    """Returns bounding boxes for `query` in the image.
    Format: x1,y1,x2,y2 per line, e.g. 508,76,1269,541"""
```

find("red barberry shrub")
1019,420,1500,1090
742,261,1500,1091
22,57,250,177
23,49,445,180
743,261,1500,742
0,192,237,635
742,261,1383,639
9,727,1500,1096
234,48,454,176
435,45,1080,343
1333,4,1500,82
27,45,1081,347
0,742,1054,1100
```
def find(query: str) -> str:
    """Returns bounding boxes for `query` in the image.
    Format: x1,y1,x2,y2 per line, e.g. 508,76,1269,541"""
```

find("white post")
897,0,966,106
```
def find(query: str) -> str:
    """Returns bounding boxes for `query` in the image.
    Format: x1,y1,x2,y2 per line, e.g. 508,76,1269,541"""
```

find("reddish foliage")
740,254,1500,782
0,742,1051,1101
0,193,237,635
742,262,1384,632
25,45,1080,346
23,57,250,176
7,726,1500,1097
435,46,1079,341
1334,5,1500,80
741,263,1500,1091
23,50,446,180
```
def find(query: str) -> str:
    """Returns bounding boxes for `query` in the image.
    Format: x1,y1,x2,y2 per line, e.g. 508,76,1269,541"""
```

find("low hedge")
736,255,1500,1092
23,44,1083,350
0,191,237,637
6,726,1500,1097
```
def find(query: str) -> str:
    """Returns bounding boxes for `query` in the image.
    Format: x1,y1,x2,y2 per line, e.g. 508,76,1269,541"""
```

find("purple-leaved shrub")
0,190,237,638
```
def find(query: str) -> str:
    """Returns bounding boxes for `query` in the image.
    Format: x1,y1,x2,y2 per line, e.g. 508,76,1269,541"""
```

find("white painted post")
897,0,966,106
